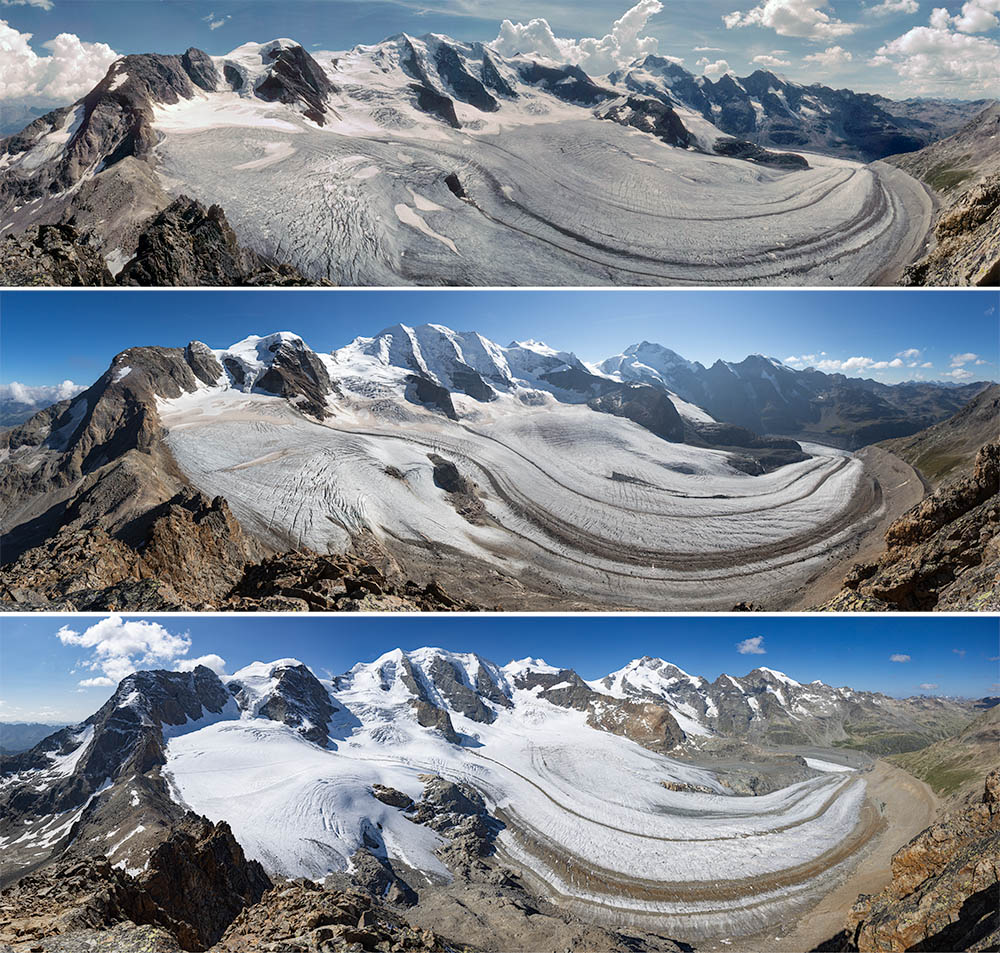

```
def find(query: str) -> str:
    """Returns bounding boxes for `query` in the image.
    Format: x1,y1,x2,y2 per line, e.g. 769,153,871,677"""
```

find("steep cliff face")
830,771,1000,952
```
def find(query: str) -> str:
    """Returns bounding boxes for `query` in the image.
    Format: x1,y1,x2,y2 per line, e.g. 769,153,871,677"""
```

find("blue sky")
0,614,996,722
1,0,998,112
2,289,997,389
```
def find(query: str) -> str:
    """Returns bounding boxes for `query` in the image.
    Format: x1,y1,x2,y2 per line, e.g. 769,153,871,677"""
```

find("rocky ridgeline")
0,198,318,287
823,442,999,611
822,771,1000,952
0,815,269,951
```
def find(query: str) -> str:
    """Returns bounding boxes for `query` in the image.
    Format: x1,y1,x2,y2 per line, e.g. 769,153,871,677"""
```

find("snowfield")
161,649,871,938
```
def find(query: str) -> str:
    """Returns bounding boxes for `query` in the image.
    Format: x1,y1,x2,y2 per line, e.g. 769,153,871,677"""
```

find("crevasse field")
163,652,871,939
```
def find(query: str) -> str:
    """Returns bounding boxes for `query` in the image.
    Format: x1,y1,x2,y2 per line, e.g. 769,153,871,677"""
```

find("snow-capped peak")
753,667,802,687
502,657,562,678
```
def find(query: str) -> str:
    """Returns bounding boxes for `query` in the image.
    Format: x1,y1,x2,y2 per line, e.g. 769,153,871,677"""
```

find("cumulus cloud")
869,0,920,14
947,0,1000,31
176,654,228,675
0,20,119,106
753,52,793,65
737,636,767,654
723,0,858,41
950,352,980,365
890,653,911,662
945,368,975,379
698,56,732,75
490,0,665,75
0,380,85,407
872,11,1000,93
803,44,853,65
898,347,922,359
57,616,226,687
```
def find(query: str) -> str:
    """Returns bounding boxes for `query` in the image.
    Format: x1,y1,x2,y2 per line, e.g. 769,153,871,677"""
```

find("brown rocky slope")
818,442,999,610
819,770,1000,952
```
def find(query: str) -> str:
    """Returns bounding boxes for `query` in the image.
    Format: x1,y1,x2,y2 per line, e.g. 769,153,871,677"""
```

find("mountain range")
0,650,987,942
1,33,989,286
1,325,990,612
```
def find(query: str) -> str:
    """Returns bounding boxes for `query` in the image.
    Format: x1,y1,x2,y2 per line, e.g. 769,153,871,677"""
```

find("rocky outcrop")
254,45,336,125
118,197,316,286
213,879,446,952
587,698,685,751
0,816,269,952
596,95,692,148
901,171,1000,286
229,662,337,746
141,815,271,949
712,137,809,168
828,771,1000,952
226,550,484,612
589,383,686,442
824,443,999,611
0,224,116,285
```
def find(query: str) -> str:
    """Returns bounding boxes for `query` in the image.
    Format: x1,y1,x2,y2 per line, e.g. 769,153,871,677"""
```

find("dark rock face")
596,95,692,148
406,374,459,418
181,48,220,92
686,421,808,474
255,45,336,125
589,383,685,442
0,223,116,286
371,784,414,810
410,83,461,128
828,442,999,611
255,339,337,419
712,137,809,168
349,847,418,906
141,814,272,948
425,655,497,724
516,62,611,105
184,341,224,386
230,662,337,746
433,43,498,112
828,771,1000,952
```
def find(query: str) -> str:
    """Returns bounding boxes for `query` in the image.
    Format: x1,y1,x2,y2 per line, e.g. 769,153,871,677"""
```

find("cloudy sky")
0,0,997,123
1,614,995,722
2,289,997,392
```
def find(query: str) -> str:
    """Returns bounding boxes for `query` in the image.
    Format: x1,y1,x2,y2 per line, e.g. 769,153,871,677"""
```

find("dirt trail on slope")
789,446,925,609
703,760,941,952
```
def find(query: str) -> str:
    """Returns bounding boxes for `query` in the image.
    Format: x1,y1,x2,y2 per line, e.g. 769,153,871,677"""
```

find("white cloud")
897,347,922,359
949,0,1000,32
0,380,84,407
694,45,725,50
918,682,939,690
0,20,119,106
737,636,767,654
953,648,967,657
724,0,858,40
950,352,980,365
0,0,54,9
202,11,231,30
945,368,974,379
175,654,228,675
57,615,203,687
753,52,793,65
890,653,911,662
78,676,115,688
920,361,934,367
873,14,1000,94
491,0,665,75
869,0,920,14
803,44,853,65
698,56,732,75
